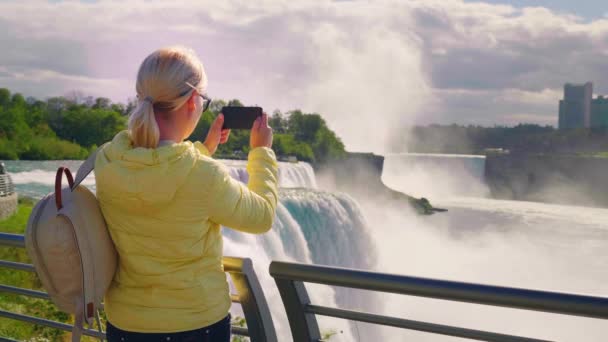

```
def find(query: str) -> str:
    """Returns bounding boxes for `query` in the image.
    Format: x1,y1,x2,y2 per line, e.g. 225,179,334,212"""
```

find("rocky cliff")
486,155,608,207
316,152,439,214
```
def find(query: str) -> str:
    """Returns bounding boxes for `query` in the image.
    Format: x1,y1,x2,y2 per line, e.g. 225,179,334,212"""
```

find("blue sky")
471,0,605,20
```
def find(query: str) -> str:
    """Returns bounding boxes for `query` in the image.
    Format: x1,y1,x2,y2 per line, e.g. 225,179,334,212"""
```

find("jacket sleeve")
207,147,279,234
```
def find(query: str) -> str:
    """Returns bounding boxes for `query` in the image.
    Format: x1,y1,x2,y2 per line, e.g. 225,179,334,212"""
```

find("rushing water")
5,160,317,198
3,155,608,341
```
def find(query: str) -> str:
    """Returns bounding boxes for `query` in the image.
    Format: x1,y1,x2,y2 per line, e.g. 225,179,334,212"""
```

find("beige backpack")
25,148,117,341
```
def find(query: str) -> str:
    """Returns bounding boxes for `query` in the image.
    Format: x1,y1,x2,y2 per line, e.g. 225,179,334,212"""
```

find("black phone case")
221,106,263,130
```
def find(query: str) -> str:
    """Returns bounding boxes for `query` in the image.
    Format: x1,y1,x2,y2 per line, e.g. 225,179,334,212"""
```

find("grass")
0,197,34,233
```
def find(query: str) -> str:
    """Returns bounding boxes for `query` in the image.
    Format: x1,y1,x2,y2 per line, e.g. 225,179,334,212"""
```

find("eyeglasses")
184,81,212,112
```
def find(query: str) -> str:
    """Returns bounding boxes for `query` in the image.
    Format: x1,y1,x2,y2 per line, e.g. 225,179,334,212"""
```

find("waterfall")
222,159,317,188
279,188,376,269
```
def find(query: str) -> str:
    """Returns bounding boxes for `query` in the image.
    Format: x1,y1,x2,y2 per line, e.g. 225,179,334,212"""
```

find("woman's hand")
250,113,273,149
204,114,231,155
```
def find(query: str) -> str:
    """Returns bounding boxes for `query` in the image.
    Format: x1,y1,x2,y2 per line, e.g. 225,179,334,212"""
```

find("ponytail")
128,46,206,148
128,99,159,148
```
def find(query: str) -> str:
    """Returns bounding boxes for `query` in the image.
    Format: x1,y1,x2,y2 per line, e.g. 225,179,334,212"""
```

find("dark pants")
106,314,231,342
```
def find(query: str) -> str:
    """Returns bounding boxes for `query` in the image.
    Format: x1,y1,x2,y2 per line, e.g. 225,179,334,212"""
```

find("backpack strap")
72,297,84,342
73,144,108,190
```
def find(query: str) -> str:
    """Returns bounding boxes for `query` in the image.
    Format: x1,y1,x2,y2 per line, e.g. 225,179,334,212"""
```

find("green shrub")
20,137,88,160
0,139,18,160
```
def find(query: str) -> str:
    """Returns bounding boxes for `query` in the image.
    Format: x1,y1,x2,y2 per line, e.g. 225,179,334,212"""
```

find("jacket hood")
95,131,198,211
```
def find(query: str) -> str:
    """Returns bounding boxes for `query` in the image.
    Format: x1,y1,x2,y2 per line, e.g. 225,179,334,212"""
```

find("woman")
94,46,278,342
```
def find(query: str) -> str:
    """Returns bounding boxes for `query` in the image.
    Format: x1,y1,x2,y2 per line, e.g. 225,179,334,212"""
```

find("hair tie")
143,96,154,104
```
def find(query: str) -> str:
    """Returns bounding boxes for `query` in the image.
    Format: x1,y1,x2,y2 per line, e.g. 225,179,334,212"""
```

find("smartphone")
221,106,263,130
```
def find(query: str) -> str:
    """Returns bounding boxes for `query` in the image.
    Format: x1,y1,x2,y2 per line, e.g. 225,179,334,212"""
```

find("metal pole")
224,257,278,342
273,279,321,342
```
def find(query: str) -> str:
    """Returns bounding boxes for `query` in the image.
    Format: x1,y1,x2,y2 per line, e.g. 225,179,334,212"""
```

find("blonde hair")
128,46,207,148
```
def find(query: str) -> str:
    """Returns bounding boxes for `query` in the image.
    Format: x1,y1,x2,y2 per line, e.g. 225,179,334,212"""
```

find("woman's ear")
187,93,196,112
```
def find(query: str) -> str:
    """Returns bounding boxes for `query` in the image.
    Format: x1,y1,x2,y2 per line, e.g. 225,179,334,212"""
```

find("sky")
2,0,608,152
472,0,606,20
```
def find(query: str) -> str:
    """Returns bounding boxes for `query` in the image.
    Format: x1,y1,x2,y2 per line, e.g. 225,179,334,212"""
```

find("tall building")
558,82,593,129
591,96,608,128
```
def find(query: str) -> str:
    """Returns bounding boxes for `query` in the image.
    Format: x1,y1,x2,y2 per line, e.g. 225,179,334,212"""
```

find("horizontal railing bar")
0,283,106,311
0,309,105,338
0,284,247,336
0,260,35,272
232,326,250,337
0,233,25,248
223,256,245,273
0,237,249,280
0,284,50,300
0,307,250,338
270,261,608,320
305,304,550,342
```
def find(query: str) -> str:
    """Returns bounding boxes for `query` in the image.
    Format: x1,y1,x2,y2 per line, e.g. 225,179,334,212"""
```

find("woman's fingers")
250,112,273,149
252,116,261,131
220,129,230,144
203,114,225,156
214,114,225,132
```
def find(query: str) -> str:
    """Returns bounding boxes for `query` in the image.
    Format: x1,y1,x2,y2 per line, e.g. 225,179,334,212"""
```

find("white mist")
363,154,608,341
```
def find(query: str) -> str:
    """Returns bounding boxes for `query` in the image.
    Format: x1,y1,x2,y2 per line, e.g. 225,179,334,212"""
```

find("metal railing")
2,230,607,341
0,174,14,197
0,232,277,342
0,163,13,197
269,261,608,342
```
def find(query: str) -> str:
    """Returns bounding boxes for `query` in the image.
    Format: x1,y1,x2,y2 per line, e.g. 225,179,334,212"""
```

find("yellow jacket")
94,131,279,332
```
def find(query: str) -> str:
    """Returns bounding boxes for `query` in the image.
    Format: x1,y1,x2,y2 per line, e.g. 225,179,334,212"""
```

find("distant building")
482,148,510,155
591,96,608,128
559,82,593,129
558,82,608,129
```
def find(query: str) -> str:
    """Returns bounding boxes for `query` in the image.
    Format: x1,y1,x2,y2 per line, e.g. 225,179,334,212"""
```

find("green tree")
93,97,112,109
0,88,11,107
284,110,346,163
56,107,126,148
269,110,286,133
227,99,244,107
0,88,349,163
208,99,227,114
273,134,314,161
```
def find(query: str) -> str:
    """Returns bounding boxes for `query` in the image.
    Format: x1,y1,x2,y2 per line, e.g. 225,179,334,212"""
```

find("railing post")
223,257,278,342
273,278,321,342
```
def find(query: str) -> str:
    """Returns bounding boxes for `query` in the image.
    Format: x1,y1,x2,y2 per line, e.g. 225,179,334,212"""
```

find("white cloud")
2,0,608,151
501,88,562,106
